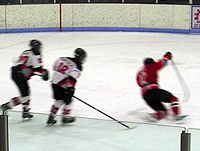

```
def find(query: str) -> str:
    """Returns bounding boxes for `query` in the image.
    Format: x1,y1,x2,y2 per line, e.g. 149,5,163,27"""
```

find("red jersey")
136,58,168,97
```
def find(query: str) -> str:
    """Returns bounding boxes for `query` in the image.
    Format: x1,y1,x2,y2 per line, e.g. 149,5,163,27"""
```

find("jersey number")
19,56,29,64
57,63,69,74
138,71,147,86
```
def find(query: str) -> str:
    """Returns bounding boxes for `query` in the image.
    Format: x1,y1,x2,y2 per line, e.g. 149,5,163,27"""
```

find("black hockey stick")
171,59,190,103
73,96,136,129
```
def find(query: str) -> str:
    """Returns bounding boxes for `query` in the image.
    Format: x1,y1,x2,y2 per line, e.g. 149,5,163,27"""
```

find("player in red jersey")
136,52,185,121
0,40,49,119
46,48,87,125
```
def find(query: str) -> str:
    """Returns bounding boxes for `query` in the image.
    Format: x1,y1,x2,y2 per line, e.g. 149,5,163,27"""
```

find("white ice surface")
8,111,186,151
0,32,200,150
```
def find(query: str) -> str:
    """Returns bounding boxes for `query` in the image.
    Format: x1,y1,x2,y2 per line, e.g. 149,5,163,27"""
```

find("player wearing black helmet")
136,52,186,121
0,39,49,119
30,39,41,47
47,48,87,125
143,58,155,65
74,48,87,63
29,39,42,55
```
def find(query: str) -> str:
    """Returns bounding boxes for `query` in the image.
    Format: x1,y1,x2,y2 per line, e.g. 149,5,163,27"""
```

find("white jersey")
52,57,82,89
14,49,44,79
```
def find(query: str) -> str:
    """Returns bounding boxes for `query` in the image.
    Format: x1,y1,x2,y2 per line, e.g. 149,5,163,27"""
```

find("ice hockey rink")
0,32,200,150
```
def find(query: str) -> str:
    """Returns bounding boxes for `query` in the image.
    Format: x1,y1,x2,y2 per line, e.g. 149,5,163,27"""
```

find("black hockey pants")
144,88,172,111
52,84,73,105
11,66,29,97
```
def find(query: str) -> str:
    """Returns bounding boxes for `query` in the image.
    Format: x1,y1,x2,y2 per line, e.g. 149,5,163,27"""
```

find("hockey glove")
42,69,49,81
163,52,172,60
64,87,75,105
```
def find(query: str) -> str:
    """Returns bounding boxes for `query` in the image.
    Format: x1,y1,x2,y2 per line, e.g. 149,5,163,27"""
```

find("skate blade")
46,123,56,127
174,115,188,124
22,118,33,122
46,121,57,126
147,113,158,122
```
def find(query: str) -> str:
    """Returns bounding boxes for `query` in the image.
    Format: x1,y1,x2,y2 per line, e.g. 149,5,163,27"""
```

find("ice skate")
174,114,188,121
147,113,158,122
22,108,33,119
147,111,168,122
62,116,76,124
47,114,57,125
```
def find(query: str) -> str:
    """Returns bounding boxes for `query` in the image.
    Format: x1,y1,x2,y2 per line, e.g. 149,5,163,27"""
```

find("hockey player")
136,52,186,121
46,48,87,125
0,39,49,119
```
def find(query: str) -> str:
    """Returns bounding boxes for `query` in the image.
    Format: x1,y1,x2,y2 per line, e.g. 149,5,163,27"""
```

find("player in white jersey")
0,39,49,119
47,48,87,125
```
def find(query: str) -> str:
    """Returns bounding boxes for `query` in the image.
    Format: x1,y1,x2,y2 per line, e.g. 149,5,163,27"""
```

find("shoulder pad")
68,57,82,71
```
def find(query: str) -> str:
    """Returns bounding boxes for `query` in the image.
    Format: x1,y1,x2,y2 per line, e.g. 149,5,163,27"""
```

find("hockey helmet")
74,48,87,63
143,58,155,65
30,39,42,47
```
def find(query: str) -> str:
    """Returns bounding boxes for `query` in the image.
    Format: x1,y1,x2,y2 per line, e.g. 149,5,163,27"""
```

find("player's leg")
12,71,33,119
47,100,64,125
152,89,187,120
144,89,168,120
47,84,65,125
1,71,24,110
62,101,76,124
1,71,32,119
156,89,181,116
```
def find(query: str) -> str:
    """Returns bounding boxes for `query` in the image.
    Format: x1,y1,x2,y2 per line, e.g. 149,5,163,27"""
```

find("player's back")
52,57,81,85
15,50,42,68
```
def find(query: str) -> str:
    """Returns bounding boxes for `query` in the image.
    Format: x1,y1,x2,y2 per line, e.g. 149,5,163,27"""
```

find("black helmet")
30,39,42,47
143,58,155,65
74,48,87,63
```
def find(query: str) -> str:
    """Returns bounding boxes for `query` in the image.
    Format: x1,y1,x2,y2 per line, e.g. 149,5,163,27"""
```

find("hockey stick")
171,59,190,103
73,96,136,129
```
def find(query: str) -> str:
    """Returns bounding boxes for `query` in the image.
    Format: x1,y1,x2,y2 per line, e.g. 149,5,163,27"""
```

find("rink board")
4,111,188,151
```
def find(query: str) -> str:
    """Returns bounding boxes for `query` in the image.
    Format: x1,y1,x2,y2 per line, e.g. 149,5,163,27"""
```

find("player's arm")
58,75,77,105
31,56,48,81
155,52,172,70
163,52,172,62
33,66,49,81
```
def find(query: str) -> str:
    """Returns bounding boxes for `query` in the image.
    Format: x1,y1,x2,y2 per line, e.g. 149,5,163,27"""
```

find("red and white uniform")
14,50,44,79
136,58,168,97
52,57,82,89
